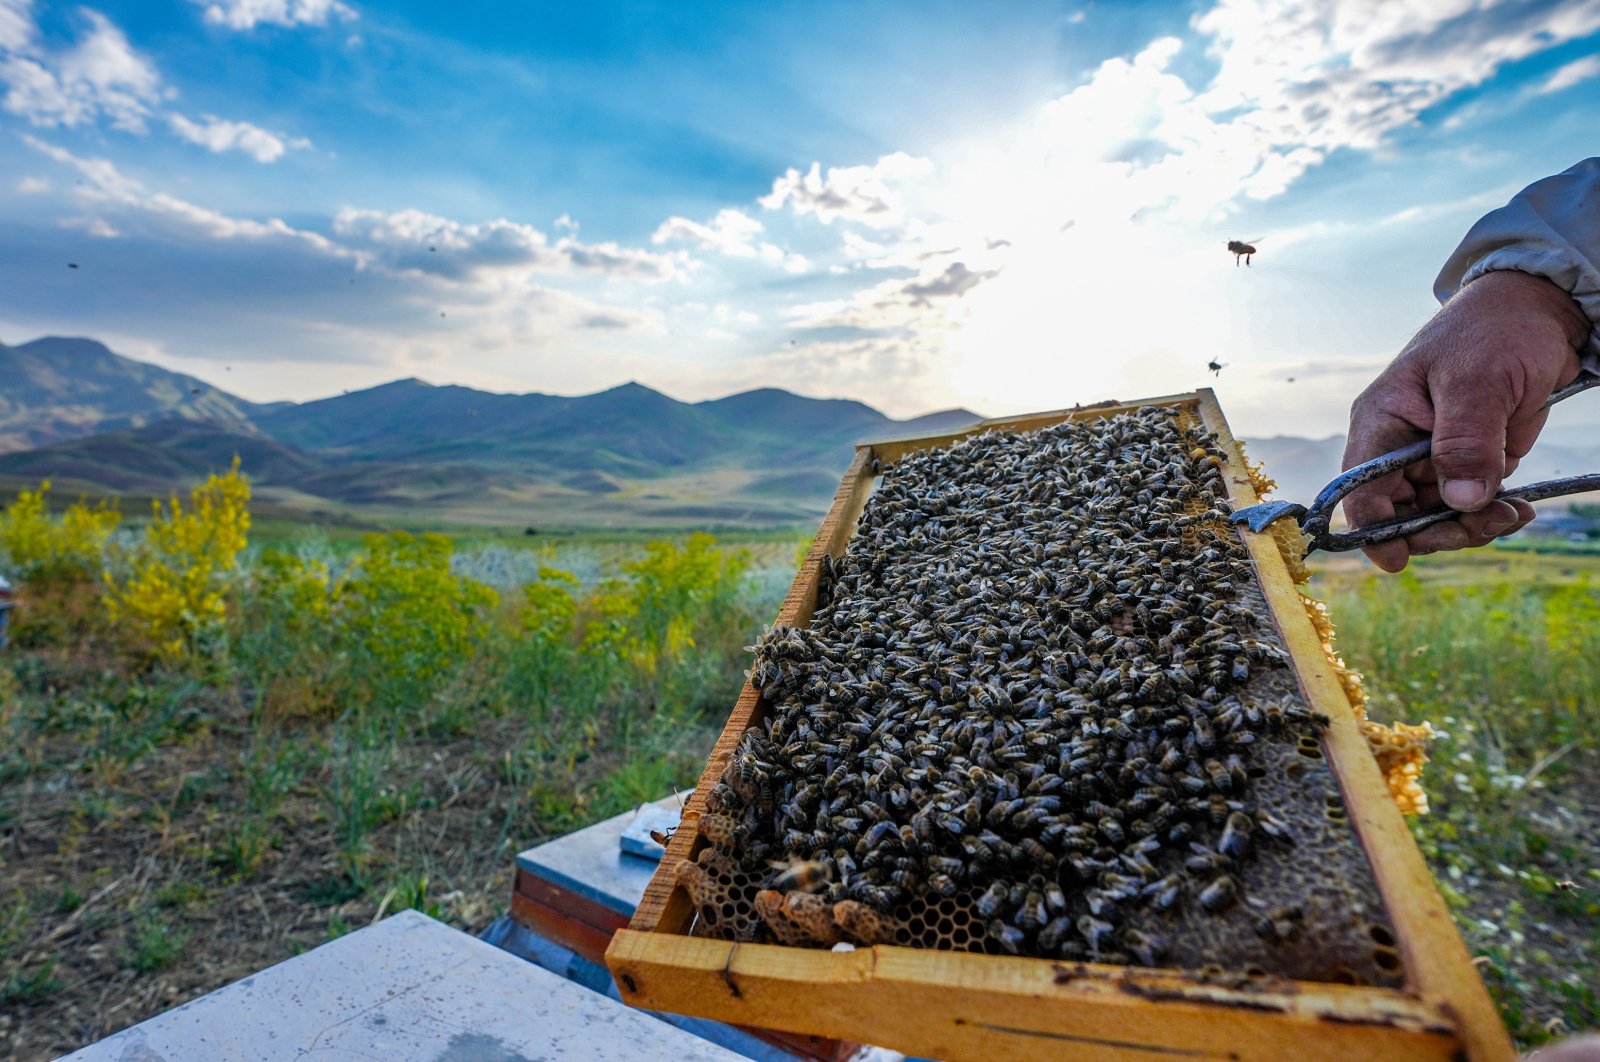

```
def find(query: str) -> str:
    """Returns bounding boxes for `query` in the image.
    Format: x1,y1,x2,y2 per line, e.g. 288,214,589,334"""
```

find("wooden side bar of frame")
608,390,1513,1061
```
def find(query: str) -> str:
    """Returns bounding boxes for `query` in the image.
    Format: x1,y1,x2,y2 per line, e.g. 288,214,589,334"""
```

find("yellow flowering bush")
520,566,580,641
585,533,750,711
340,532,498,701
103,460,250,661
0,481,120,582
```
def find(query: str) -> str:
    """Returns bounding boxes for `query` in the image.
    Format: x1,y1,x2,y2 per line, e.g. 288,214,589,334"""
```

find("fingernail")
1441,479,1488,511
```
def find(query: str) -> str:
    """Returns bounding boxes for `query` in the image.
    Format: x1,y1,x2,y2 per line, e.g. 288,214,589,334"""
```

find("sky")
1,0,1598,440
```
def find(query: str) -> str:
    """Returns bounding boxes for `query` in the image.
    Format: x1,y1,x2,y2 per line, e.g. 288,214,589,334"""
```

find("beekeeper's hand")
1341,270,1587,572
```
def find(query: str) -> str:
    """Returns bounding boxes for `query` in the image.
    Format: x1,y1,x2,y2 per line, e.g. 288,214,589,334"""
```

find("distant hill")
33,334,1585,531
0,337,268,453
0,335,986,526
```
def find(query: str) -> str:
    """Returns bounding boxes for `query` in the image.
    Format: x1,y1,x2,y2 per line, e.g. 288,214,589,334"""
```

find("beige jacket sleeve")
1435,156,1600,366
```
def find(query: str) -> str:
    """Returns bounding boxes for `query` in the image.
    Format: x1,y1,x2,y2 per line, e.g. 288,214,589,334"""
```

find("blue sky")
1,0,1598,439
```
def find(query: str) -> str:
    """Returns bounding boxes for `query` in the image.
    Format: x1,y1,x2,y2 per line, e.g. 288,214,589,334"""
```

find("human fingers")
1401,498,1528,555
1427,365,1515,512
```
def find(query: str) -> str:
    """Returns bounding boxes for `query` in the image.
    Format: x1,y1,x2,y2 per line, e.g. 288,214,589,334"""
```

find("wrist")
1465,269,1590,350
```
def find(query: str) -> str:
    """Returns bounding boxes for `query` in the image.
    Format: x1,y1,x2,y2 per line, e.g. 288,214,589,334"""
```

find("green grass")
0,523,761,1060
1315,551,1600,1046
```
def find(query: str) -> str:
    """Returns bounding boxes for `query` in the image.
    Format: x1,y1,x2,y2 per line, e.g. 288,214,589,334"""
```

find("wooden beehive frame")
606,390,1513,1061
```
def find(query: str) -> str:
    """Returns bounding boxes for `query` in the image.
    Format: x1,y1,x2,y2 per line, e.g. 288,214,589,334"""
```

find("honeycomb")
678,406,1415,986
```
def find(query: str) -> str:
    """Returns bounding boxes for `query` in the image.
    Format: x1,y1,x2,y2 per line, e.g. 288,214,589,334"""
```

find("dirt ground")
0,702,529,1061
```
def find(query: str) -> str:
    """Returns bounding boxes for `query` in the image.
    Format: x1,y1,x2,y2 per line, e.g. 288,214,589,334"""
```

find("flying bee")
771,859,832,893
648,826,677,847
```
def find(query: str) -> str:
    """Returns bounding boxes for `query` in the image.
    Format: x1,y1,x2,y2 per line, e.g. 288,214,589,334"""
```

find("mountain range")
0,337,979,526
6,336,1597,528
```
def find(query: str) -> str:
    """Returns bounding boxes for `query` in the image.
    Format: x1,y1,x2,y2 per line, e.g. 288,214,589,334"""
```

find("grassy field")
1314,548,1600,1045
0,476,1596,1056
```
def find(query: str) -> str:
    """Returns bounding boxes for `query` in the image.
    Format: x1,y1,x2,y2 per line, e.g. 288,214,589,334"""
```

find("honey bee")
1123,928,1168,967
1204,759,1233,793
1143,874,1182,911
976,880,1009,918
863,820,899,850
1038,914,1074,952
1017,890,1048,931
1254,808,1291,841
1198,874,1238,912
1185,843,1231,875
771,859,832,893
1044,881,1068,914
1218,810,1254,858
989,920,1026,954
1226,239,1259,267
1077,914,1116,953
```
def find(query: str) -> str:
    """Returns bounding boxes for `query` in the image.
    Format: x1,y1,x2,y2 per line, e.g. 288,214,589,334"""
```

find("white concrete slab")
59,910,741,1062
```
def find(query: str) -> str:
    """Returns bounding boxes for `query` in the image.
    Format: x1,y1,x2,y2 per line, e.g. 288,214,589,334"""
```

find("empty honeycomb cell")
1373,948,1402,972
678,407,1407,987
1370,924,1396,947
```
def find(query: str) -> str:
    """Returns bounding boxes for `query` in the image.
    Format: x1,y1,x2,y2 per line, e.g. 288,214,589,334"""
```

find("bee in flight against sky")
1207,359,1226,376
1227,238,1261,266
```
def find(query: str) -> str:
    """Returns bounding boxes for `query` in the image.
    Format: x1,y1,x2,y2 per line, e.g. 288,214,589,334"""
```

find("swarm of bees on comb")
677,406,1414,985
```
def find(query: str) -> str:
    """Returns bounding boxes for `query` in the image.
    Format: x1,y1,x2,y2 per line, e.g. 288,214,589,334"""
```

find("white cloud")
1192,0,1600,187
727,0,1600,422
0,5,306,164
1535,55,1600,96
653,207,765,256
63,214,120,238
651,207,808,272
194,0,356,30
760,152,934,229
16,174,48,193
0,9,163,131
167,112,310,163
0,0,33,53
335,206,681,282
26,134,345,250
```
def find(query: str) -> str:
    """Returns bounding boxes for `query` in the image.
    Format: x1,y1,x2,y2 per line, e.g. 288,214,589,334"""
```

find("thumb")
1428,378,1510,512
